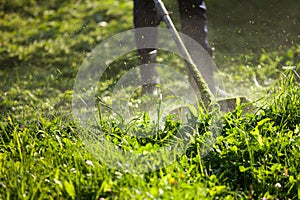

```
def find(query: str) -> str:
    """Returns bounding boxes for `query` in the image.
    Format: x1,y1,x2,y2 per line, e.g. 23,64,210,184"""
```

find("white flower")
86,160,94,167
98,21,108,27
54,179,62,186
159,188,164,196
275,183,282,188
71,168,76,174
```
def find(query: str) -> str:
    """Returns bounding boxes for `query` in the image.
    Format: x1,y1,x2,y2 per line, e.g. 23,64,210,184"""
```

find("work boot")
139,49,159,95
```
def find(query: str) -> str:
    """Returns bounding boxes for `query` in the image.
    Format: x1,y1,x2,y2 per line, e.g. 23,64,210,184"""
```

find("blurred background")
0,0,299,114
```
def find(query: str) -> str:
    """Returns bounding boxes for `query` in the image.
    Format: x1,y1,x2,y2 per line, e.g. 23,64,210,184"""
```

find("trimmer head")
217,96,249,112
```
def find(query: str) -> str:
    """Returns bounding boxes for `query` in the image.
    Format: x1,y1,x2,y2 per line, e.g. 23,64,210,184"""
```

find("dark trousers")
134,0,212,91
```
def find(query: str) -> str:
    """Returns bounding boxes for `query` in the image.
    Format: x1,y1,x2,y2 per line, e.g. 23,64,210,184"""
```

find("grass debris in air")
0,0,300,199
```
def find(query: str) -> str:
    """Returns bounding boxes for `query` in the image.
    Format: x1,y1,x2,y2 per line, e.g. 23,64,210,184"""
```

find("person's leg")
177,0,212,56
134,0,159,94
177,0,218,95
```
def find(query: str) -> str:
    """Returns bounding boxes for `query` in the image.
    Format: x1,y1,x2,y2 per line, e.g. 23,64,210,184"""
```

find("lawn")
0,0,300,199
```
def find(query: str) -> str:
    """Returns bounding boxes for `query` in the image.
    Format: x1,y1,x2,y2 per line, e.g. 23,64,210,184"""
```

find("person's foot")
142,83,159,96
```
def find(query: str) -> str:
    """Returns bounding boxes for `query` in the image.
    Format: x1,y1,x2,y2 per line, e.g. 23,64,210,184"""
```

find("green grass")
1,70,300,199
1,0,300,199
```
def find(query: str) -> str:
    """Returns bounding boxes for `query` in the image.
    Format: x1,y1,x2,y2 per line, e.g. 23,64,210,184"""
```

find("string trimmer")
153,0,248,111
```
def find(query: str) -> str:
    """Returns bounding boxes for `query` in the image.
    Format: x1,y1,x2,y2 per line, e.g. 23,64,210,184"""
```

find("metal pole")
153,0,213,108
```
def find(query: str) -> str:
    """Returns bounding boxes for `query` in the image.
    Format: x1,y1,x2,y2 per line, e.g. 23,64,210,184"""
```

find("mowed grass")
1,0,300,199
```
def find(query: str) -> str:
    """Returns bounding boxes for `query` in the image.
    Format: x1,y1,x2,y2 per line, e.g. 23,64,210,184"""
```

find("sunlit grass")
0,0,300,199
